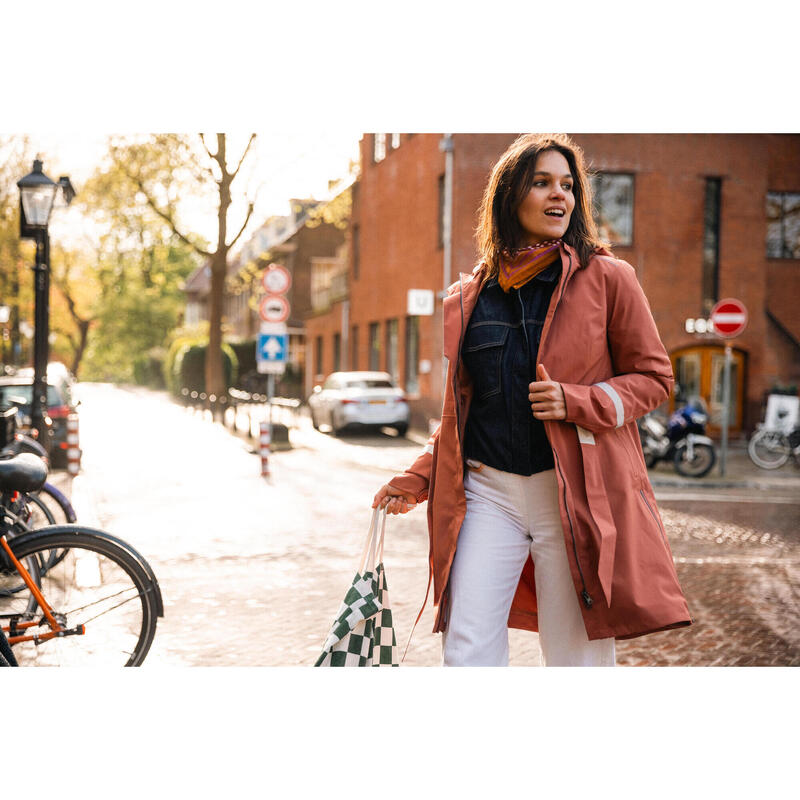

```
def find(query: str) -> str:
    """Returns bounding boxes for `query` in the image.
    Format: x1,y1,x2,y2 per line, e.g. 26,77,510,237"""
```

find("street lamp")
17,159,75,452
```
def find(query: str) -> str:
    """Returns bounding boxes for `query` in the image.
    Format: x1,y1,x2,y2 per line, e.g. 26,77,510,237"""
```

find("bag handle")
358,505,387,574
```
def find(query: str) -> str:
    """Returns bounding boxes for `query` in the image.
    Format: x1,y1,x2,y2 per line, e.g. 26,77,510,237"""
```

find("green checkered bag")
314,506,399,667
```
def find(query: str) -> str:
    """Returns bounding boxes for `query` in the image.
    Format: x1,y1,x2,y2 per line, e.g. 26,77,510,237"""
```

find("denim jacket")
461,262,560,475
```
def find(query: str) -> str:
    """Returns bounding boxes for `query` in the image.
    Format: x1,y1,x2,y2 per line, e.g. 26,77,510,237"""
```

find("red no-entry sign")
711,298,748,339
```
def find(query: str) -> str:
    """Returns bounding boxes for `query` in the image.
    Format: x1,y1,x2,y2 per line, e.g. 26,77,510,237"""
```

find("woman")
373,133,692,667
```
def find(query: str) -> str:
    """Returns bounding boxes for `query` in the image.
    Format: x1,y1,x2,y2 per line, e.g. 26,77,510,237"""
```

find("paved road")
64,384,800,666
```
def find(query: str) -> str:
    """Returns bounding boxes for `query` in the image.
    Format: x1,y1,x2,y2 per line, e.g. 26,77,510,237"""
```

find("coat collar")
443,241,582,363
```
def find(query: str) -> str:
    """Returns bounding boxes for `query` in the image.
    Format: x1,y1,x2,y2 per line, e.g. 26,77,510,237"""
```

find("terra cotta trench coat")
388,241,692,640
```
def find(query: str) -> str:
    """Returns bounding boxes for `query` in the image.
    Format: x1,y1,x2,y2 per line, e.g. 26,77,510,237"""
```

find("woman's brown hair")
476,133,609,276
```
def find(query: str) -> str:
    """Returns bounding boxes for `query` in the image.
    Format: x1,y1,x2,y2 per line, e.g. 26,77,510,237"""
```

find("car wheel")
394,423,408,438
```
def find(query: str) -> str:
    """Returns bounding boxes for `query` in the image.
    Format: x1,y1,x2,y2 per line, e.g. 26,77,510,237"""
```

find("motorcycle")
637,398,717,478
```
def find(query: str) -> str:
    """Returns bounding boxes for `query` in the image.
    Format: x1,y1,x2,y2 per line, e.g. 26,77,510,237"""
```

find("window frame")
590,171,635,248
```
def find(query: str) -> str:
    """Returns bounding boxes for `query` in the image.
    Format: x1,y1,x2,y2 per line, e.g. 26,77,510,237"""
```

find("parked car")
308,371,410,437
0,365,79,468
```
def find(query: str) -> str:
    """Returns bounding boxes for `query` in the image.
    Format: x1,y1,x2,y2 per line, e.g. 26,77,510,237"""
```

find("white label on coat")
576,425,596,445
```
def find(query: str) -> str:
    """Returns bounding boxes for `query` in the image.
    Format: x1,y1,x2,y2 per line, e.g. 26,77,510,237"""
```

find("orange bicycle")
0,453,163,666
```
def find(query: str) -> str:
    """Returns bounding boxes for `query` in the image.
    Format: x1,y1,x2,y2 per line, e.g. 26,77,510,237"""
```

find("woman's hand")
528,363,567,420
372,483,418,515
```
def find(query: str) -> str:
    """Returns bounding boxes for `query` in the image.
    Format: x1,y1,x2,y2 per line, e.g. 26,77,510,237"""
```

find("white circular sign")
259,294,290,323
262,264,291,295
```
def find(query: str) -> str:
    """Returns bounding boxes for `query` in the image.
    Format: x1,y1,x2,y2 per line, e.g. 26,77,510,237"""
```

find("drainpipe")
439,133,454,402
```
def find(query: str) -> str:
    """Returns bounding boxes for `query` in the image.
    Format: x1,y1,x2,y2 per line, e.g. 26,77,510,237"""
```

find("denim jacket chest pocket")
462,323,510,401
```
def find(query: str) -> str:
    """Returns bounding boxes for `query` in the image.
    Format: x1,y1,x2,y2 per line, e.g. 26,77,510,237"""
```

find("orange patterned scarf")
497,239,562,292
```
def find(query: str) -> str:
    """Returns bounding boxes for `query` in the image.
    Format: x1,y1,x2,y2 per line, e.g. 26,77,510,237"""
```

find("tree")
0,137,36,368
108,134,256,412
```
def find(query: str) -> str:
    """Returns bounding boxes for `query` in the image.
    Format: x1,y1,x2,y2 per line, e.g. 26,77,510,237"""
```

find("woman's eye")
563,184,573,191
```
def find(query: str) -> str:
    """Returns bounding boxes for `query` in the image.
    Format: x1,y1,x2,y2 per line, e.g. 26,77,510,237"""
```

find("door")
670,345,746,434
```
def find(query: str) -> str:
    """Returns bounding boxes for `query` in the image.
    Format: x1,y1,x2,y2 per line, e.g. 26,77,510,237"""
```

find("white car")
308,371,410,437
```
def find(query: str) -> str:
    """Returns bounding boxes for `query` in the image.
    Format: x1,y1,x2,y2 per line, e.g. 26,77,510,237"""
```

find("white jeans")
442,465,616,667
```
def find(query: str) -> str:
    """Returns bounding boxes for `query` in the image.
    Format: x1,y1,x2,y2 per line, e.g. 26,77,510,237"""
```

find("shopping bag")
314,506,399,667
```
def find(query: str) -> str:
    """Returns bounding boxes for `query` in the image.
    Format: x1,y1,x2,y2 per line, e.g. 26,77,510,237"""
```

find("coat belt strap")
576,428,617,606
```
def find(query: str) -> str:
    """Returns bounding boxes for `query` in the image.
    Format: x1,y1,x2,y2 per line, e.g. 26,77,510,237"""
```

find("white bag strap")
358,506,387,574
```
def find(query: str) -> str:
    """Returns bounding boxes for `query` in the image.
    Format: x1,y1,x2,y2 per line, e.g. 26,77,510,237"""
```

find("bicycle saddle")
0,452,47,493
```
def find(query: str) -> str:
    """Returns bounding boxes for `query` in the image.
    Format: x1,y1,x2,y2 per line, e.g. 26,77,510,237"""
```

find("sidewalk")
406,427,800,493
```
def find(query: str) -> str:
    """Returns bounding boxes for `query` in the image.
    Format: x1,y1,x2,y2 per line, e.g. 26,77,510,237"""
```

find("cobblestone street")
60,383,800,667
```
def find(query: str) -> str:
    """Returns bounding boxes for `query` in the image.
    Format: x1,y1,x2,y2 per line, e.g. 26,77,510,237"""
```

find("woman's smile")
517,149,575,245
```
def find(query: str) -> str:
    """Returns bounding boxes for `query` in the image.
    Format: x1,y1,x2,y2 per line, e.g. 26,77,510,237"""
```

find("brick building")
308,133,800,434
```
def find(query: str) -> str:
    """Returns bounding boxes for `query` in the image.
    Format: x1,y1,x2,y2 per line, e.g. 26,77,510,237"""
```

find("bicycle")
0,453,164,666
747,425,800,470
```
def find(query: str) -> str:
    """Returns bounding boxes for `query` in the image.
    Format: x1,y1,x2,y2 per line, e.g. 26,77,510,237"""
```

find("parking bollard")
260,421,271,477
67,414,81,475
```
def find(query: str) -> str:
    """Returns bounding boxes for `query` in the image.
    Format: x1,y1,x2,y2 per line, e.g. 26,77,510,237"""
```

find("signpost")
710,298,748,476
256,264,291,478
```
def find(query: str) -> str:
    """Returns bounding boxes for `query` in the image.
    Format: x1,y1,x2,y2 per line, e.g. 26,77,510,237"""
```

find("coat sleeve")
560,260,674,433
386,424,440,503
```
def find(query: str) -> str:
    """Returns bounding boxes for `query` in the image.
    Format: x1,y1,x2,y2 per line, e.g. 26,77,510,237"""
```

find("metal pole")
30,228,51,455
719,343,732,476
267,372,274,444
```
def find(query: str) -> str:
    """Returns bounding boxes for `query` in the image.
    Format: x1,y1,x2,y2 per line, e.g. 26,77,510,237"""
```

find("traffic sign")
260,321,287,336
256,331,288,375
259,294,290,323
262,264,291,295
711,298,748,339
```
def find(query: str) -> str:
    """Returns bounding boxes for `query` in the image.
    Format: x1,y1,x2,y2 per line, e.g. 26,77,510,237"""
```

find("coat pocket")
462,324,509,401
639,488,670,553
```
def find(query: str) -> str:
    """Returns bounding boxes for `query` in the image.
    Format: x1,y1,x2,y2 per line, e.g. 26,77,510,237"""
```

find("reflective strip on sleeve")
595,381,625,428
576,425,596,445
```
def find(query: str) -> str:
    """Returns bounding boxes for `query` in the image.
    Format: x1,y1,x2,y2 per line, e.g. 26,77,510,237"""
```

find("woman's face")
516,149,576,246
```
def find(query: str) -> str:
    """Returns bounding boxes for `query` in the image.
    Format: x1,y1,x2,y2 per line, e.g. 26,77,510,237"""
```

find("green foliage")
133,347,167,389
170,340,238,396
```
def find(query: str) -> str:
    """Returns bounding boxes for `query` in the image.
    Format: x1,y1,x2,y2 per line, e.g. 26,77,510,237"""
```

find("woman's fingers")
373,484,417,513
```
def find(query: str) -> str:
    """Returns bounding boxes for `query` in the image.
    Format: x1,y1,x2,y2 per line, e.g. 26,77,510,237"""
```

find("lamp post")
17,159,75,452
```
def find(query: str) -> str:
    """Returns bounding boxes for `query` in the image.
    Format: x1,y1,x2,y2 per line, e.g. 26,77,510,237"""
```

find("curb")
407,428,799,494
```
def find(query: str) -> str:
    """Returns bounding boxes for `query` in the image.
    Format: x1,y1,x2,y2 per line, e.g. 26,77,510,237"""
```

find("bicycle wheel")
2,526,162,667
26,485,75,570
748,429,790,469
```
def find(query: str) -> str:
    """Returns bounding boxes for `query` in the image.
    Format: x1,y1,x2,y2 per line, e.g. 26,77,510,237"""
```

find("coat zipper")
640,489,670,551
454,274,466,471
539,251,593,609
553,448,593,609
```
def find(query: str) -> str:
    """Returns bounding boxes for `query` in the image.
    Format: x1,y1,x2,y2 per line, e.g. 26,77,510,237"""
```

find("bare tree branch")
230,134,257,181
199,134,221,180
116,160,213,258
228,201,255,249
199,133,217,162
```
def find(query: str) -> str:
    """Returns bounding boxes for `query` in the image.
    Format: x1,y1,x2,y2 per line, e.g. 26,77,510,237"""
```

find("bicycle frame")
0,534,85,645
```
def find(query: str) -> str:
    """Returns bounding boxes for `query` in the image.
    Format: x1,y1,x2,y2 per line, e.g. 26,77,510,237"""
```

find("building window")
590,173,634,246
437,174,446,250
702,177,722,314
373,134,386,163
315,335,323,379
767,191,800,258
390,133,401,150
352,224,360,281
385,319,399,383
405,316,419,395
333,332,341,372
351,325,359,371
369,322,380,371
